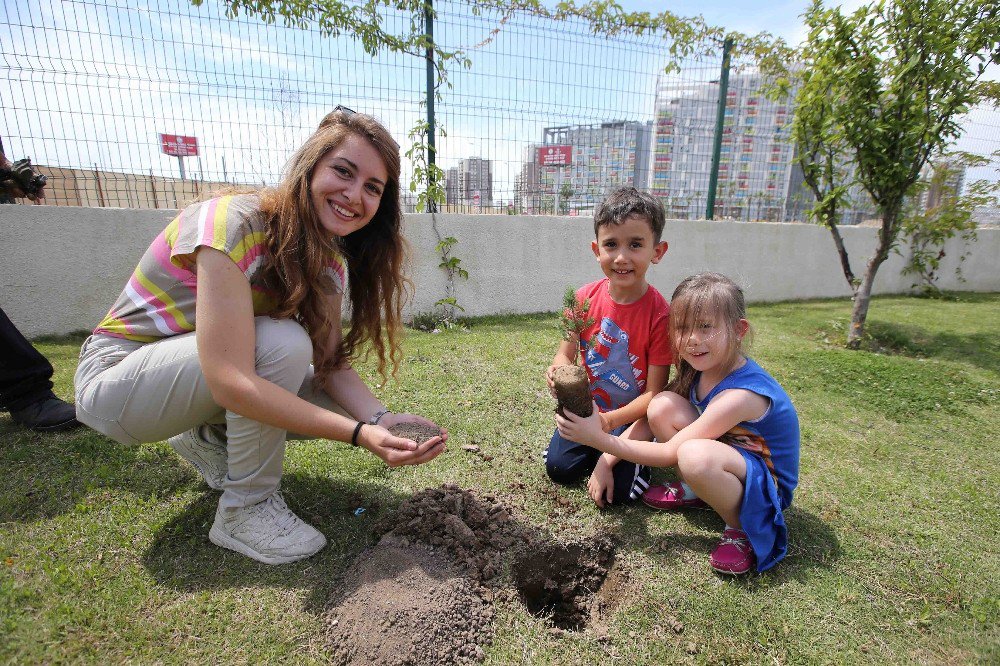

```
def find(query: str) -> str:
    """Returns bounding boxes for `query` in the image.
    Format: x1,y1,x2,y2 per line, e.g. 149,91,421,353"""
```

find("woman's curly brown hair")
259,109,410,385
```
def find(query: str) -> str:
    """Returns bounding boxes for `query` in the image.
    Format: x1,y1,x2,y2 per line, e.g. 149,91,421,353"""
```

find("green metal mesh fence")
2,0,997,223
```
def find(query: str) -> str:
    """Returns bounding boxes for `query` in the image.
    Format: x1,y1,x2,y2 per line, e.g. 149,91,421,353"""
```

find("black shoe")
8,395,80,432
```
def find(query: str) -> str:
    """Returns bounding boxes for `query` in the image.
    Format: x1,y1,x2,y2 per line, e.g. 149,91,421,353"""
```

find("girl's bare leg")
675,439,747,527
646,391,699,467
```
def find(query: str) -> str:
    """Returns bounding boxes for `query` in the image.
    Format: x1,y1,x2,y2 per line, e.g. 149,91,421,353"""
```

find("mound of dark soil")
325,538,491,665
380,483,519,587
323,484,624,664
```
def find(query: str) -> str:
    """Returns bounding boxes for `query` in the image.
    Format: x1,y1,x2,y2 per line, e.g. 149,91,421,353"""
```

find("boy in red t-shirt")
544,187,672,506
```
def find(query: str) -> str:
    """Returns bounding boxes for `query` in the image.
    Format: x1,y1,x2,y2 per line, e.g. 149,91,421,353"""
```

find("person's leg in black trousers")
545,425,650,504
0,306,79,431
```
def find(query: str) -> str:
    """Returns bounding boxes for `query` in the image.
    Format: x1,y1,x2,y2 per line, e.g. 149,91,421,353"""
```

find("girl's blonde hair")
259,109,409,385
666,272,753,398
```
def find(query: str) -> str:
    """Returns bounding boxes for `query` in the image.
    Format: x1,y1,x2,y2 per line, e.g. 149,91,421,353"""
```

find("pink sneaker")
641,482,708,510
709,528,756,575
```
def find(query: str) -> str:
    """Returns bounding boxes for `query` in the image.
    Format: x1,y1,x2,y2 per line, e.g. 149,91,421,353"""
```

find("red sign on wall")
536,145,573,166
160,134,199,157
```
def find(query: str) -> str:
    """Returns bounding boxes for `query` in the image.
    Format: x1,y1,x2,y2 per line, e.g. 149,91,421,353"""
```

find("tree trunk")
846,265,876,349
824,217,857,294
846,209,896,349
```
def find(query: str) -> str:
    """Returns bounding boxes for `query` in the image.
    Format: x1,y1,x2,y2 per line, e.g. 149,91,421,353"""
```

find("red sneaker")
709,528,756,575
641,481,708,510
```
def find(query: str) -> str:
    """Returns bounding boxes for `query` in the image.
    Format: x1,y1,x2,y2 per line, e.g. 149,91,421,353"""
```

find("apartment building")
445,157,494,208
650,73,797,221
516,121,653,214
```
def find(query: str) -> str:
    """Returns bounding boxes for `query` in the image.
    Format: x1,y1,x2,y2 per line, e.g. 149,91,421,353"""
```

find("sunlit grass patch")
2,293,998,663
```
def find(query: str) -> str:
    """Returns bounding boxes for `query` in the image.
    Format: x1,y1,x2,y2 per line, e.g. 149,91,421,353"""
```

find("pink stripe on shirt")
150,230,195,282
199,198,221,247
126,275,188,334
236,242,268,273
328,256,345,286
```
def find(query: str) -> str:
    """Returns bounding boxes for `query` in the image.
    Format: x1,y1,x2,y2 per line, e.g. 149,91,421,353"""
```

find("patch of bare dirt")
323,484,626,664
325,539,491,665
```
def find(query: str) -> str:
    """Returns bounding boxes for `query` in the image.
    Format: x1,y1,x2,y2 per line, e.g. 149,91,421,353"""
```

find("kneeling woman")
75,110,446,564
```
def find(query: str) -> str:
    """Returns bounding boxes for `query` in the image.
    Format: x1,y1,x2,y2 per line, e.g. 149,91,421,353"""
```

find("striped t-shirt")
95,194,346,341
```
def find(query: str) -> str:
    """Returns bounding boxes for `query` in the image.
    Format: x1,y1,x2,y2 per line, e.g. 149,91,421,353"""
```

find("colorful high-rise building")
650,72,797,221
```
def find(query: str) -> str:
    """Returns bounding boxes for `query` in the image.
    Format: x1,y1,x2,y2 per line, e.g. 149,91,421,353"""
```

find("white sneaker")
168,425,227,490
209,493,327,564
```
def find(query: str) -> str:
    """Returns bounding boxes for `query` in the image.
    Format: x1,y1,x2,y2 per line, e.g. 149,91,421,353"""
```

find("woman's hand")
555,400,605,448
588,455,616,508
359,420,448,468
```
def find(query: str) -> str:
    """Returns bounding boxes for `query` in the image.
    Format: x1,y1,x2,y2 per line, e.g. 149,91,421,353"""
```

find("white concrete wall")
2,205,997,338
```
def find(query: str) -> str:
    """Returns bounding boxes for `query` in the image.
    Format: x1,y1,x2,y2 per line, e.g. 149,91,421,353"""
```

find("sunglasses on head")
334,104,356,115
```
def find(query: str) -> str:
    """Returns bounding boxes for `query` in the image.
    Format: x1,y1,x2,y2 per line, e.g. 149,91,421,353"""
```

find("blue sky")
634,0,998,186
457,0,996,190
614,0,869,45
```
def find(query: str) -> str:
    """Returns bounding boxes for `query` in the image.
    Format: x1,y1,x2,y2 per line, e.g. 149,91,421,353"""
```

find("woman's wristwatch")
368,409,391,425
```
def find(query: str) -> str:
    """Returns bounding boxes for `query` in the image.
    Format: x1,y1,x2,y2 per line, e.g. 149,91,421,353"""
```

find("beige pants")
74,317,347,510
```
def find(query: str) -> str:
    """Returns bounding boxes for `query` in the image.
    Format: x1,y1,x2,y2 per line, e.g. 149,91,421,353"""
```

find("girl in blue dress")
557,272,799,574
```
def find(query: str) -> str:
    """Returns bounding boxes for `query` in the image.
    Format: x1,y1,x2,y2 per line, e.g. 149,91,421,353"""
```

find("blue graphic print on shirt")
582,316,644,412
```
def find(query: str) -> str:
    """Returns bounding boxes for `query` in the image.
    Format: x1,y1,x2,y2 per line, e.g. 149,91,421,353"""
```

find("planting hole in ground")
512,536,616,631
323,485,518,665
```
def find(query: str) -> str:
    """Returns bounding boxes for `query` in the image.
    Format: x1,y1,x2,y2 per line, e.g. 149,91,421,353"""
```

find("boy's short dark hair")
593,186,666,242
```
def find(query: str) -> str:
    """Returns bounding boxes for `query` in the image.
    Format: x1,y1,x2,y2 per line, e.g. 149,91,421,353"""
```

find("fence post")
706,37,733,221
94,164,106,207
424,0,437,213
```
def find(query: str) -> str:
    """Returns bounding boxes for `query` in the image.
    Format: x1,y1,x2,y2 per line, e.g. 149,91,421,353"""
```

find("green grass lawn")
2,294,998,664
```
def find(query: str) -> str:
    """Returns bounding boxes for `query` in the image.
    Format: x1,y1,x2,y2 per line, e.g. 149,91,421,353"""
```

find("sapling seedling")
552,287,595,417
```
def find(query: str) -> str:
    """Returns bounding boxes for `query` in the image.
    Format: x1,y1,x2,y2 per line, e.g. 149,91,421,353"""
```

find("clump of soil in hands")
387,422,443,443
553,285,595,418
552,365,593,417
323,484,624,664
